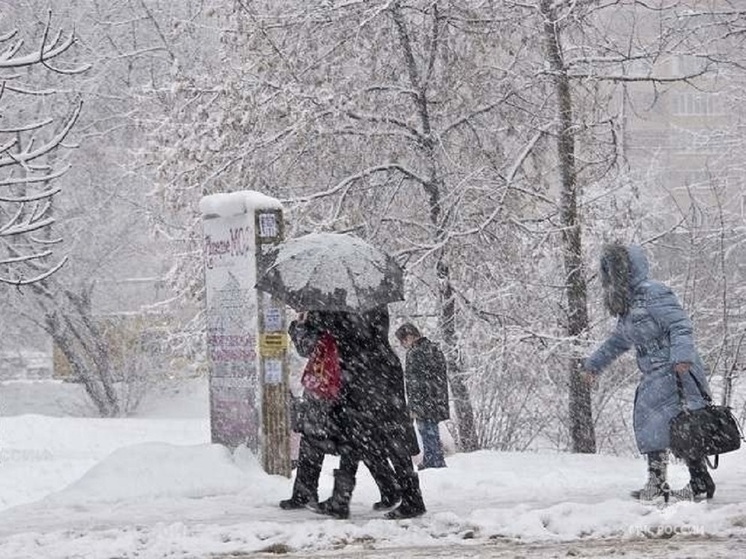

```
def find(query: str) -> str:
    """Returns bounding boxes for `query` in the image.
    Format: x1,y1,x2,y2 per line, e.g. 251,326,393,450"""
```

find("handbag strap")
674,368,712,411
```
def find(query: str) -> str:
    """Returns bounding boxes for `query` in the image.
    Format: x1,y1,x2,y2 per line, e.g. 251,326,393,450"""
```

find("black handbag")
288,393,340,454
669,371,744,468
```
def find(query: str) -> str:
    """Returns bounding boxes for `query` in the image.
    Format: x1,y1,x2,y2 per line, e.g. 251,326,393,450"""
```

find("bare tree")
2,1,186,416
142,0,746,453
0,11,87,285
530,0,732,452
537,0,595,453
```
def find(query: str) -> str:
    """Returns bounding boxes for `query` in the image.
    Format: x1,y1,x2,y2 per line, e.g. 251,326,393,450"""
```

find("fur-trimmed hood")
626,244,650,287
599,243,650,316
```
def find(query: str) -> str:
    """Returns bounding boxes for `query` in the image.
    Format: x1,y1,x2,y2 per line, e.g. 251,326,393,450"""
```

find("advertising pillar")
200,191,290,476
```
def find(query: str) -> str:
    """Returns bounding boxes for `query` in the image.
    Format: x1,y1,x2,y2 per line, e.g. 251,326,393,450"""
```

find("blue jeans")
417,419,446,468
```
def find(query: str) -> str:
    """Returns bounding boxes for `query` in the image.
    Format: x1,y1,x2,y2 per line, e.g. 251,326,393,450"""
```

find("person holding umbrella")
258,232,426,519
305,306,425,520
280,310,401,514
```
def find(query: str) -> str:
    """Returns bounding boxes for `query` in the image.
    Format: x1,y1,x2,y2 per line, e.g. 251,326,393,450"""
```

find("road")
214,534,746,558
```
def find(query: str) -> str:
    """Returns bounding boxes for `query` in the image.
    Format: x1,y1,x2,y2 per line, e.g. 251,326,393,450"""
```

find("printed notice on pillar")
264,359,283,385
264,307,283,332
258,213,278,238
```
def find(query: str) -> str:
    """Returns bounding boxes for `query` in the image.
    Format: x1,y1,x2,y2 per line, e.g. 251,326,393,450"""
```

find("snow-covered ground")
1,379,746,559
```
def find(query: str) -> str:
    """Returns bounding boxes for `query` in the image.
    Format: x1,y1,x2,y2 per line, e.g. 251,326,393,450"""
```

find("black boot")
373,493,401,511
280,495,310,509
279,473,319,509
311,469,356,519
385,471,426,519
691,458,715,499
671,458,715,501
630,451,669,503
365,456,401,511
279,478,318,509
280,438,321,510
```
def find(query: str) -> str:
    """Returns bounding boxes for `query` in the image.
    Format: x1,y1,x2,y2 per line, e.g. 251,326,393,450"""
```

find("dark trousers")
334,434,423,509
336,446,400,500
294,436,399,502
386,432,425,509
417,419,446,468
291,436,325,501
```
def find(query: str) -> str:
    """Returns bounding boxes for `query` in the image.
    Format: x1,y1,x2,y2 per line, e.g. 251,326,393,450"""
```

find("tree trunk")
37,285,122,418
540,0,595,453
49,320,115,417
391,1,479,451
437,259,479,451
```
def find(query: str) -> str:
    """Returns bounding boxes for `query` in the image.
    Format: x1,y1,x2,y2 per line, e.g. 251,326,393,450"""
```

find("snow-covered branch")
0,13,86,285
285,162,429,205
0,11,89,73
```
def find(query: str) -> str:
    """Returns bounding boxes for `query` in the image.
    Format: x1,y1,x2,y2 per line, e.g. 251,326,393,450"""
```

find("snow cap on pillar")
200,191,283,218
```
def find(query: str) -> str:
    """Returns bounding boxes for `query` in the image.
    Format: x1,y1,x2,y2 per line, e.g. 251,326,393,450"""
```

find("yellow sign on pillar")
258,332,288,355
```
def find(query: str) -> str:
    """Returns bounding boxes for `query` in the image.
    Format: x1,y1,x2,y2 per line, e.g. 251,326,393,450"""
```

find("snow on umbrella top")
256,232,404,312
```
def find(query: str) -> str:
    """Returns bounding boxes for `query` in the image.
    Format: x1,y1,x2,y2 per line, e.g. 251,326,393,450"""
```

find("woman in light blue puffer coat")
584,243,715,502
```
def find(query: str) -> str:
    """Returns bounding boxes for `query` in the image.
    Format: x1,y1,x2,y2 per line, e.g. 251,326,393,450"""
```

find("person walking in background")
583,242,715,502
395,322,449,470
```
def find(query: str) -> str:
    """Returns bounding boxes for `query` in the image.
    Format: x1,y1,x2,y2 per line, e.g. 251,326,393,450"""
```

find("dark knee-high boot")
671,457,715,501
689,458,716,499
364,456,401,510
385,469,426,519
280,438,322,509
384,445,426,519
313,469,356,519
630,450,670,502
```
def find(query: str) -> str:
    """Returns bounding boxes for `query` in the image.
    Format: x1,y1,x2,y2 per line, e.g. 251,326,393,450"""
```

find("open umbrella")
256,232,404,312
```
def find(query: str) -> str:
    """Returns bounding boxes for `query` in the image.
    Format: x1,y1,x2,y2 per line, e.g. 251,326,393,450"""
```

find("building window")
670,92,722,116
671,55,706,76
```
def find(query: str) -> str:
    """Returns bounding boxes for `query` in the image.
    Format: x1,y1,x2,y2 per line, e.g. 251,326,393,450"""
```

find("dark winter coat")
359,307,419,456
288,314,341,453
404,337,450,422
584,244,710,454
291,309,418,457
328,307,418,457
